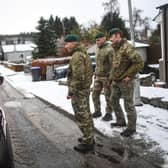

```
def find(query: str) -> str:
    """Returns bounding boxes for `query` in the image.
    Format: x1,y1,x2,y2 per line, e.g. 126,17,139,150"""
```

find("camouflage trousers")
92,77,113,113
111,79,137,130
71,89,94,144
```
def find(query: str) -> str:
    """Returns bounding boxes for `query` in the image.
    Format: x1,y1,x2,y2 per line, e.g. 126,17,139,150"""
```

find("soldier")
65,34,94,153
109,28,144,137
92,32,114,121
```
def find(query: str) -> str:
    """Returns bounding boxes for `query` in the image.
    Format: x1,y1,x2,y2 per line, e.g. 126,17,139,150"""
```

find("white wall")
4,51,32,62
136,47,147,63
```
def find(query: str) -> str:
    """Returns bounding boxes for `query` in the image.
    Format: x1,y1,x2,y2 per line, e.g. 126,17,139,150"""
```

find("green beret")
95,32,105,39
109,28,121,36
64,34,79,42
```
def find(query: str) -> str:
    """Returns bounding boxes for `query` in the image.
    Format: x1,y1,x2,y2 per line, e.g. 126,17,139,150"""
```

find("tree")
33,16,58,58
149,24,161,44
101,0,129,38
81,22,101,44
132,8,150,41
63,17,80,35
54,16,63,38
102,0,120,14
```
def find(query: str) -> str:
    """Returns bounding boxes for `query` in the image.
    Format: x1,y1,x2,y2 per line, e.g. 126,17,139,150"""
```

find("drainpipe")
163,8,168,87
128,0,142,105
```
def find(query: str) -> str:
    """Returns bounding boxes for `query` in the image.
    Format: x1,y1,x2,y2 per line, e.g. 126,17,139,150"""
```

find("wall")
4,51,32,62
147,44,161,64
136,47,147,62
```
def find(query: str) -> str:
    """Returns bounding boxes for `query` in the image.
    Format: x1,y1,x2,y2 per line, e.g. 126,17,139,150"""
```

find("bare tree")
102,0,120,14
133,7,150,40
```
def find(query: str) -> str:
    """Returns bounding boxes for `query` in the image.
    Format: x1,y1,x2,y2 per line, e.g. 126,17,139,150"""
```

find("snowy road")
1,81,87,168
0,65,168,167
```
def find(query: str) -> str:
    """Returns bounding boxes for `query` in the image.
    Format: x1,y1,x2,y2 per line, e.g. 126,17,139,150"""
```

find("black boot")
78,137,95,144
78,137,83,143
102,113,112,121
74,143,94,153
92,111,102,118
120,129,136,137
111,122,126,127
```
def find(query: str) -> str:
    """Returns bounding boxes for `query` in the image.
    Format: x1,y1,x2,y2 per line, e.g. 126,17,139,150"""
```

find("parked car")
54,65,68,80
0,76,13,168
54,55,96,80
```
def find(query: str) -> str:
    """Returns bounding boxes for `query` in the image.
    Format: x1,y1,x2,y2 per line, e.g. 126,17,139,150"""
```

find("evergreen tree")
101,12,129,39
63,17,80,35
149,24,161,44
101,0,129,38
54,16,63,38
33,16,58,58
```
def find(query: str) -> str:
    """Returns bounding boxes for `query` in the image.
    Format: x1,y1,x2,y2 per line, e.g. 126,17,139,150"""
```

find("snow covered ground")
0,65,168,165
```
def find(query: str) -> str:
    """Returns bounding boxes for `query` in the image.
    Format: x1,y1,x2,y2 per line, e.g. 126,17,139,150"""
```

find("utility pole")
128,0,135,46
128,0,142,106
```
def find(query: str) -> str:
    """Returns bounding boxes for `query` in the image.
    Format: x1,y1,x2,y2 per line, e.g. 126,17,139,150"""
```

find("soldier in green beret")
109,28,144,137
64,34,94,153
92,32,115,121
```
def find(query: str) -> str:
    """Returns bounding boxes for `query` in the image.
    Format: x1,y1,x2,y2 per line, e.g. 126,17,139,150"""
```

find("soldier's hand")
109,80,112,85
123,76,130,84
67,95,72,99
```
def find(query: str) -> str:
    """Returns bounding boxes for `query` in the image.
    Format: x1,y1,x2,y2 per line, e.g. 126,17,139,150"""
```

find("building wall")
136,47,147,62
159,7,167,83
4,51,32,62
147,44,161,64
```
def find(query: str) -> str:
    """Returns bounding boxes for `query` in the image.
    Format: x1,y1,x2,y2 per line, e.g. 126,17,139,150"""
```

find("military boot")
120,128,136,137
92,111,102,118
102,113,112,121
111,122,126,127
74,143,94,153
78,137,95,144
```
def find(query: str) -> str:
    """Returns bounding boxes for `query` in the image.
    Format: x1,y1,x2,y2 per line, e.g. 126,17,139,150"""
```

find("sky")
0,0,167,35
0,64,168,166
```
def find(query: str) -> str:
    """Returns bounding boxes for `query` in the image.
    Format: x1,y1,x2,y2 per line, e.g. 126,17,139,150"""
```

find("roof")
156,3,168,9
128,40,149,48
2,43,36,53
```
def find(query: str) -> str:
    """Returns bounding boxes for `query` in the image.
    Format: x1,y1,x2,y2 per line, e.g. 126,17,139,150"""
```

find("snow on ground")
141,86,168,101
1,65,168,161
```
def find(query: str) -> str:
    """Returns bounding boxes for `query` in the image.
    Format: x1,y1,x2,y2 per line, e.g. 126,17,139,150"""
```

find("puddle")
4,101,22,108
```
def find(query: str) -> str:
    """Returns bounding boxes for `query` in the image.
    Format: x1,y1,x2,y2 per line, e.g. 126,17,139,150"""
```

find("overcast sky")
0,0,167,35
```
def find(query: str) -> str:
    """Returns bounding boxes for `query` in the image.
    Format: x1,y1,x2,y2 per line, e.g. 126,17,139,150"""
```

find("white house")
2,43,36,62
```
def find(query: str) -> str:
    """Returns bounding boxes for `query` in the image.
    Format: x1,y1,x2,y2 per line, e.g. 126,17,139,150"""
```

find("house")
0,33,34,62
154,4,168,87
2,43,36,62
87,41,149,63
0,34,33,45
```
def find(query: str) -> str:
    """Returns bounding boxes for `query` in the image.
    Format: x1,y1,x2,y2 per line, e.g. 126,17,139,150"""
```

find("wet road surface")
0,80,166,168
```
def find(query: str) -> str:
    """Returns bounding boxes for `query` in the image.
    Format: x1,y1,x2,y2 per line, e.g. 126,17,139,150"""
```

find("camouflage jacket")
110,39,144,81
67,44,93,95
95,42,114,78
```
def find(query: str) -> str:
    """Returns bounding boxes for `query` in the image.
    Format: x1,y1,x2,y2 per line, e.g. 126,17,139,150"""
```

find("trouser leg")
121,80,137,130
104,80,113,113
92,80,102,113
72,91,94,144
111,82,125,123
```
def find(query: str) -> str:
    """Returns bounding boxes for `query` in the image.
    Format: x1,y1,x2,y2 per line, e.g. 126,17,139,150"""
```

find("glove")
67,95,72,99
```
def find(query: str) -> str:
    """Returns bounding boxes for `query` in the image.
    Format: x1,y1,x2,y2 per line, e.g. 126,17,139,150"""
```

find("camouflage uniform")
92,42,114,114
67,44,94,144
110,39,144,130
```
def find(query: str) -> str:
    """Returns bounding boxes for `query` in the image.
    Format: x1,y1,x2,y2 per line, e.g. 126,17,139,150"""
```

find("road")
0,80,166,168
